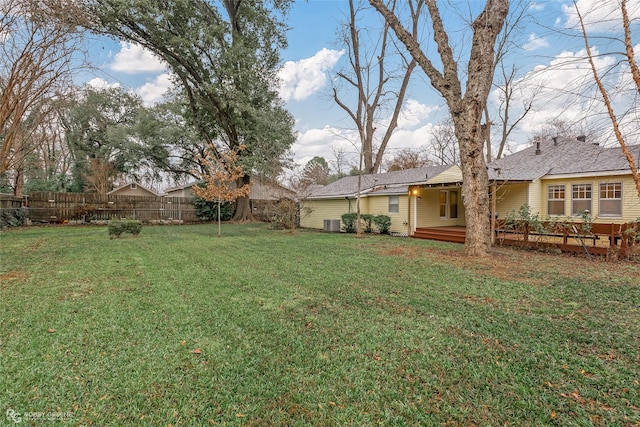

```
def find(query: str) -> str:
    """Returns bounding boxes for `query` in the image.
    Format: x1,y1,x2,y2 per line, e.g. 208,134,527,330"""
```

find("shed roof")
108,181,161,196
488,137,639,181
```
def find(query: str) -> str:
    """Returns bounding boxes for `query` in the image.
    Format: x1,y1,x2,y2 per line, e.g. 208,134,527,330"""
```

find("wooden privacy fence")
26,192,200,224
0,193,23,209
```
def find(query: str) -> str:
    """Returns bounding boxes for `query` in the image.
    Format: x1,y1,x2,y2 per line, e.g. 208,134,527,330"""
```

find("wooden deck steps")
413,227,466,244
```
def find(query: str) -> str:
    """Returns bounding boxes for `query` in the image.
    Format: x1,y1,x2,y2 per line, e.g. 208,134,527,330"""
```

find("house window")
388,196,399,213
547,185,565,216
449,191,458,219
439,190,459,219
572,183,592,215
130,183,137,189
599,182,622,217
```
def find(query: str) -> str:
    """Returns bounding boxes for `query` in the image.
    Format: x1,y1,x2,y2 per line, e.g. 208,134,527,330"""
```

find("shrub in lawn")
108,219,142,238
124,220,142,235
192,197,233,221
0,208,26,228
265,198,299,230
361,214,374,233
341,213,358,233
373,214,391,234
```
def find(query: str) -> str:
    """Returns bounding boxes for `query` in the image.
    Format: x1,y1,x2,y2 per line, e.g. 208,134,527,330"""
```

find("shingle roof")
306,164,456,199
487,137,639,181
108,181,161,196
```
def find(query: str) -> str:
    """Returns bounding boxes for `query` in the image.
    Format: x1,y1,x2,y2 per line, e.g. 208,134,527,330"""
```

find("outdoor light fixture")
412,189,418,195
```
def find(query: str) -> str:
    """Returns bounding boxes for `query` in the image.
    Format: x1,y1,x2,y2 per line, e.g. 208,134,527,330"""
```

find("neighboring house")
300,164,463,234
108,182,162,197
164,178,296,218
164,178,295,200
487,137,640,224
300,136,640,236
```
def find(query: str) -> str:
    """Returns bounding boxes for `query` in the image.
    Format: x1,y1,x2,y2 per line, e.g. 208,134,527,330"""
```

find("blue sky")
81,0,639,177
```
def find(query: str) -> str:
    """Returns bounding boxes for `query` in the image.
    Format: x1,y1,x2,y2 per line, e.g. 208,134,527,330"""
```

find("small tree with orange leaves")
191,145,252,237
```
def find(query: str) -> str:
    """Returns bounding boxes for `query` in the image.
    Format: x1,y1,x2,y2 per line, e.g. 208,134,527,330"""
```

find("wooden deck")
413,226,467,244
413,223,637,258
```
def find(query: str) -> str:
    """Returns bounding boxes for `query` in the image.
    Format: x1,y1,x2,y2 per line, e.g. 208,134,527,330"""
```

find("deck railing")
495,219,640,258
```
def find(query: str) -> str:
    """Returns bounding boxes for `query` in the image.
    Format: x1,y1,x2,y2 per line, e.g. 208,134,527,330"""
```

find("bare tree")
483,2,533,162
369,0,509,256
575,0,640,196
333,0,420,237
83,158,115,194
491,63,533,160
428,118,459,165
332,0,419,175
0,0,82,196
385,148,431,171
330,144,352,178
527,118,597,146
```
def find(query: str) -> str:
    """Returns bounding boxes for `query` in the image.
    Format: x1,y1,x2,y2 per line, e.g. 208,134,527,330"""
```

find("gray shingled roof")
487,137,639,181
306,164,454,199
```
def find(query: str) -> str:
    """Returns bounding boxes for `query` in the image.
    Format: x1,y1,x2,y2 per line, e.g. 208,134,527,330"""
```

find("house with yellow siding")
300,164,462,234
301,136,639,242
487,137,640,224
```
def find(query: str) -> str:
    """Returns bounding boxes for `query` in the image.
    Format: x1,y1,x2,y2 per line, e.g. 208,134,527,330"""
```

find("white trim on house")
543,169,631,180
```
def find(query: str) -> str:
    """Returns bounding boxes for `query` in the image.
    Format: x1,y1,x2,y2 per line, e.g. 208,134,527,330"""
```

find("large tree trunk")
232,174,253,222
455,109,491,256
369,0,507,257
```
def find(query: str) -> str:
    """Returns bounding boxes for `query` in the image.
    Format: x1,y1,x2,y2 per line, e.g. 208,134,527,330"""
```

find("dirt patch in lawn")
379,243,640,286
435,246,638,285
0,270,29,288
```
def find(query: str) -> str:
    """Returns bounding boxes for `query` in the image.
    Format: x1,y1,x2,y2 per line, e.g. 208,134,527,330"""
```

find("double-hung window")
599,183,622,217
572,184,592,216
547,185,565,216
388,196,399,213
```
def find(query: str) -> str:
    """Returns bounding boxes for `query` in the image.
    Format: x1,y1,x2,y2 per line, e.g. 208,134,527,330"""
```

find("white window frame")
571,183,592,216
130,183,137,189
439,190,459,220
388,195,399,213
599,182,622,217
547,185,565,216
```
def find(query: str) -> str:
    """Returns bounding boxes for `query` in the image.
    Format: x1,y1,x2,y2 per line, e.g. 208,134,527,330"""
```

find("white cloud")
396,99,439,129
387,124,435,152
291,107,439,169
110,42,166,74
528,2,544,12
136,73,174,106
562,0,640,33
522,33,549,51
487,44,640,149
86,77,121,90
278,48,344,102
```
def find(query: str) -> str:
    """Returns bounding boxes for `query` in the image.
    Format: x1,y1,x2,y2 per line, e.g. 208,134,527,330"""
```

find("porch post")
407,191,412,236
413,194,417,233
491,183,496,245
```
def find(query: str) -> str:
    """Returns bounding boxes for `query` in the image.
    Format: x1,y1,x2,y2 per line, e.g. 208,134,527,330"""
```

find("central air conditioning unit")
323,219,341,232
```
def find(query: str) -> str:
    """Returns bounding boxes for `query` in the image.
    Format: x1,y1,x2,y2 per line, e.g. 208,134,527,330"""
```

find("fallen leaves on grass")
190,348,202,355
47,328,56,333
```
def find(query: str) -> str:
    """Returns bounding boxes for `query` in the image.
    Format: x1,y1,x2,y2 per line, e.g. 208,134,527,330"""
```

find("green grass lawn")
1,223,639,426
